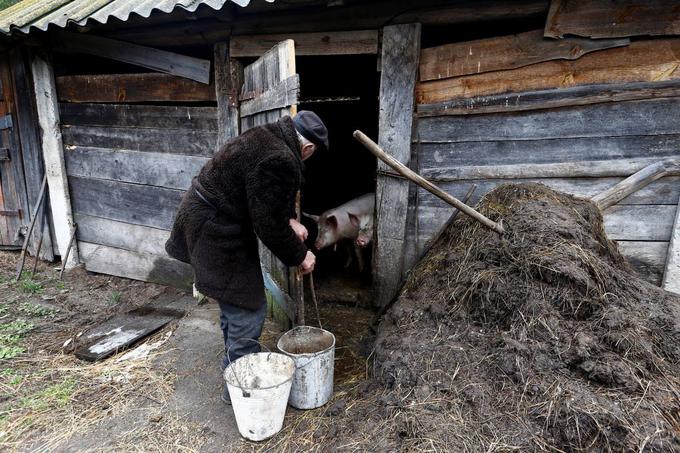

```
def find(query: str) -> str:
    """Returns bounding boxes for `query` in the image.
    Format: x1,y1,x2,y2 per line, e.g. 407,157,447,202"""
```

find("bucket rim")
277,326,336,358
223,352,295,391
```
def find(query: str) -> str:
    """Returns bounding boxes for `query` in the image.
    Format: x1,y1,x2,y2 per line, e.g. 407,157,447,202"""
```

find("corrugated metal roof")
0,0,254,35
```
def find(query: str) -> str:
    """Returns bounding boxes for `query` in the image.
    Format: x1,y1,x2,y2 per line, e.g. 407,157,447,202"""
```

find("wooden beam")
663,199,680,294
373,23,421,308
31,52,78,268
420,30,628,82
54,31,211,84
214,42,242,150
416,39,680,105
545,0,680,39
240,74,299,117
230,30,379,57
56,74,215,103
417,79,680,116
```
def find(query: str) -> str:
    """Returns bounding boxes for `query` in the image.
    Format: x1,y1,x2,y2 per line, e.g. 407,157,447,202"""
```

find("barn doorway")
297,54,379,307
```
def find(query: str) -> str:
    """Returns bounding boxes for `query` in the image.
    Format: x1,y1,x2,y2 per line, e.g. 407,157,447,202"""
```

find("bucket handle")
225,338,271,398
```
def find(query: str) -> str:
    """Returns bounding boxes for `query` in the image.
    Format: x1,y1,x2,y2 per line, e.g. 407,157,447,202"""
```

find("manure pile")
374,183,680,452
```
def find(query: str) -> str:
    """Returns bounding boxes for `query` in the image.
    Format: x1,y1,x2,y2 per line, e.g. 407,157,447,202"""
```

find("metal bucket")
224,352,295,441
277,326,335,410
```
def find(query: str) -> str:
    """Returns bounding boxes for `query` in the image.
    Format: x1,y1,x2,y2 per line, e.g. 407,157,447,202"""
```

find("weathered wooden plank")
78,241,192,289
56,74,216,103
662,201,680,294
69,177,184,230
59,103,217,130
65,147,207,190
416,39,680,105
419,135,680,169
55,31,211,84
230,30,379,57
31,52,78,268
416,204,676,241
421,158,672,182
545,0,680,39
420,30,628,82
10,48,53,261
417,98,680,143
0,148,7,160
417,178,680,209
618,241,667,286
61,126,216,157
240,74,300,117
373,23,421,308
214,42,242,150
417,79,680,117
0,114,12,130
75,214,170,257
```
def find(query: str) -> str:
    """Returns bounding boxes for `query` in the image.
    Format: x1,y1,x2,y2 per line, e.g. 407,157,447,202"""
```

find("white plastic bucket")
277,326,335,409
223,352,295,441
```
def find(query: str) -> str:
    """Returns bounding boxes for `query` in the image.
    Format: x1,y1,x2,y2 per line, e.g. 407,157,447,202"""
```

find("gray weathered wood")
618,241,668,286
418,135,680,169
0,148,7,160
65,147,207,190
56,73,216,103
78,241,192,289
214,42,242,150
230,30,380,57
55,31,211,84
417,178,680,209
75,214,170,257
61,126,217,157
240,74,300,118
417,79,680,117
10,48,53,261
373,23,421,308
0,114,12,130
59,103,217,130
545,0,680,39
420,29,628,81
421,157,670,182
418,97,680,143
592,158,680,210
69,177,184,230
31,52,78,268
662,200,680,294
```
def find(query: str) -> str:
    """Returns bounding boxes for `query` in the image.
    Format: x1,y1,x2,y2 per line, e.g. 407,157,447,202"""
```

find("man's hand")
289,218,308,243
300,251,316,275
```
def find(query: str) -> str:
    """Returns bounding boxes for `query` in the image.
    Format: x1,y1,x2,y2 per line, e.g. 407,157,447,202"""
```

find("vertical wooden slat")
10,47,54,261
31,52,79,268
662,200,680,295
214,42,242,150
373,23,421,308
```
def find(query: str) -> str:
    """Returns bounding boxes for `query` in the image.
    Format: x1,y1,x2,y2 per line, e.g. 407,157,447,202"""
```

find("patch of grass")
0,320,34,360
110,292,122,304
55,281,66,291
18,302,56,318
18,277,42,295
22,379,77,411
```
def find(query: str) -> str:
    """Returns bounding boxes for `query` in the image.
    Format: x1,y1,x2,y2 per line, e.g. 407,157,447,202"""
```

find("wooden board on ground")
416,39,680,104
230,30,379,57
74,301,186,362
420,30,628,81
545,0,680,39
56,74,216,103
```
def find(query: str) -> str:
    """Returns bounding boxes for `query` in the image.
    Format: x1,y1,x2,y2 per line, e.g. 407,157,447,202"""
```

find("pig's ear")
348,213,360,228
326,215,338,228
302,212,319,222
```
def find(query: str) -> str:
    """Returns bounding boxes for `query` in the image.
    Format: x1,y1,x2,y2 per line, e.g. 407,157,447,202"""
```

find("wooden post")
662,199,680,295
214,41,242,150
373,23,421,308
31,52,79,269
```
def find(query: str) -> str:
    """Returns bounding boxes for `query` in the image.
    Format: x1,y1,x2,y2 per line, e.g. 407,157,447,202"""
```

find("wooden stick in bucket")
352,130,505,235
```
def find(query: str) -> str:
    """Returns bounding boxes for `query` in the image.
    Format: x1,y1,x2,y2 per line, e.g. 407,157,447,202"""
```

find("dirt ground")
0,250,374,452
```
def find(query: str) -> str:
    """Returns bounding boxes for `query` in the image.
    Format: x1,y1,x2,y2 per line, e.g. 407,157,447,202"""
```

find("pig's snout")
356,236,370,248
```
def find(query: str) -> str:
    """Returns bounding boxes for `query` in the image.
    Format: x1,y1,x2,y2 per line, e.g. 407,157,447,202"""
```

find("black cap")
293,110,329,152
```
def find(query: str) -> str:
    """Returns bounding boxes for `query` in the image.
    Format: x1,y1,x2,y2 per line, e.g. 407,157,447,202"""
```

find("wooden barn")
0,0,678,322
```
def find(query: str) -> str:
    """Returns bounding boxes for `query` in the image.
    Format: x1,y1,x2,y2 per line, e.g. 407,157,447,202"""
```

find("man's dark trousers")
217,299,268,371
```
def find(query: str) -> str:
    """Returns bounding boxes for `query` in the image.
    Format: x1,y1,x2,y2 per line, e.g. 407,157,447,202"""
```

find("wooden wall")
410,35,680,286
56,75,217,287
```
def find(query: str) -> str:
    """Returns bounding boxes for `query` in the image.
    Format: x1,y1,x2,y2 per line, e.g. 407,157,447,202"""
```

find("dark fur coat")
166,116,308,310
